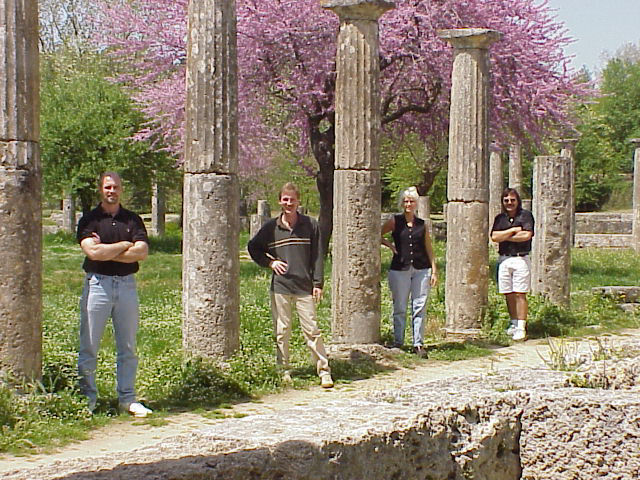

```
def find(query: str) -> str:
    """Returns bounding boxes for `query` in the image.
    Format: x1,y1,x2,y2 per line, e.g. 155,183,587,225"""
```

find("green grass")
1,234,639,455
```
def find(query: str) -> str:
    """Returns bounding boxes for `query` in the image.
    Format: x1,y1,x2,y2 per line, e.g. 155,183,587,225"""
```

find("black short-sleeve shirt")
77,204,148,276
491,209,535,256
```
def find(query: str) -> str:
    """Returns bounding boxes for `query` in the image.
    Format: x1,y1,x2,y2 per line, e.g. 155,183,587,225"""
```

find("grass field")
1,231,638,455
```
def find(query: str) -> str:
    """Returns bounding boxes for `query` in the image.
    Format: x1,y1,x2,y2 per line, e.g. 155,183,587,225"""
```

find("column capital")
321,0,394,20
629,138,640,147
437,28,502,49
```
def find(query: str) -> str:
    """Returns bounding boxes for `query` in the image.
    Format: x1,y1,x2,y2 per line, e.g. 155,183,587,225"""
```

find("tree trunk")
309,119,335,258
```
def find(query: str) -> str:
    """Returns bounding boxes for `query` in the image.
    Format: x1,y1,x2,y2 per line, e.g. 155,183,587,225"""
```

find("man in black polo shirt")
490,188,535,341
248,182,333,388
76,172,152,417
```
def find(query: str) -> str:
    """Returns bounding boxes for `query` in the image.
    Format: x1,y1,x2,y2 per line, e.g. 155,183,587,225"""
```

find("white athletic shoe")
320,373,334,389
512,320,527,341
124,402,153,418
506,320,517,337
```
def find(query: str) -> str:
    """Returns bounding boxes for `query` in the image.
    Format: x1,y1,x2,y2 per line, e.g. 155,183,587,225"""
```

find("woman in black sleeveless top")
381,187,438,357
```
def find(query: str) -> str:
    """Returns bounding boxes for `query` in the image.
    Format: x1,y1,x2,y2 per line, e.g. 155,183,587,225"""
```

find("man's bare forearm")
112,241,149,263
81,238,133,261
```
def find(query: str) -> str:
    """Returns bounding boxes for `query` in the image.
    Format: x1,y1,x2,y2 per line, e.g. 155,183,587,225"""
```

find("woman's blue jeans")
78,273,139,407
388,267,432,347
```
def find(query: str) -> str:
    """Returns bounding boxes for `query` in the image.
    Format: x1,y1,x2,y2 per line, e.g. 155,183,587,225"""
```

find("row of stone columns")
0,0,592,381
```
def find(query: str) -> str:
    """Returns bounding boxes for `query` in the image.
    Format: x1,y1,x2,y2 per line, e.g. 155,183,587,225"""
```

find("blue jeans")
78,273,139,406
388,267,432,347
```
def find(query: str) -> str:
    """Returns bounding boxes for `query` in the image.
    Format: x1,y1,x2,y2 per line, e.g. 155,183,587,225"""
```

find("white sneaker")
512,320,527,341
506,320,517,337
124,402,153,418
320,373,334,389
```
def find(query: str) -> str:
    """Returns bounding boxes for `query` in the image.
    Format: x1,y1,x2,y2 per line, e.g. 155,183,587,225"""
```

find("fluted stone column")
0,0,42,379
151,178,165,237
62,193,76,233
508,143,522,193
322,0,393,344
631,139,640,252
560,137,578,246
438,28,501,335
489,145,503,227
182,0,239,358
531,155,571,306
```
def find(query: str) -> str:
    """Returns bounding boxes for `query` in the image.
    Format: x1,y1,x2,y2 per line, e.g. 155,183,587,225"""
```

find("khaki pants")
270,293,331,375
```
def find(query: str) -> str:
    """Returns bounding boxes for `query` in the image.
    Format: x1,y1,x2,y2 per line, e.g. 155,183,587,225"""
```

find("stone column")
62,192,76,233
489,144,503,227
322,0,393,344
417,195,432,238
0,0,42,379
531,155,571,306
438,28,501,335
257,200,270,218
182,0,239,358
559,137,578,246
631,139,640,252
151,178,165,237
508,143,522,193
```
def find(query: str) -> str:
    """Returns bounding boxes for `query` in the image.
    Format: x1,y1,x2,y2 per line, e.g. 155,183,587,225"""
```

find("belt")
503,252,529,257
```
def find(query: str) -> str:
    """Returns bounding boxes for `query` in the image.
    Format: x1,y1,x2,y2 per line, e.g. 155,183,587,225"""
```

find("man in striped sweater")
248,183,334,388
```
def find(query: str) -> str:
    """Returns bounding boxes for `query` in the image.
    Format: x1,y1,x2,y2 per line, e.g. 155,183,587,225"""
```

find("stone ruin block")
8,345,640,480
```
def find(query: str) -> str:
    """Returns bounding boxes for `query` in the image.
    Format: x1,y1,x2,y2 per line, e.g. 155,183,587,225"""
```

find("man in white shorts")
490,188,535,341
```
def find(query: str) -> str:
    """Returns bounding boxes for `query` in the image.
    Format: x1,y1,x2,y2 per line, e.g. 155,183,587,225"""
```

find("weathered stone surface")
591,286,640,303
631,139,640,252
508,143,522,192
445,201,489,331
576,212,632,234
575,233,633,248
0,166,42,378
0,0,39,141
439,29,498,333
325,1,392,170
325,1,390,344
184,0,238,174
417,195,432,238
182,173,239,358
320,0,394,21
6,344,640,480
440,29,500,203
249,213,269,239
0,0,41,380
182,0,239,358
62,193,76,233
150,179,165,237
256,199,270,218
532,155,571,306
332,169,381,344
559,137,578,246
489,147,503,227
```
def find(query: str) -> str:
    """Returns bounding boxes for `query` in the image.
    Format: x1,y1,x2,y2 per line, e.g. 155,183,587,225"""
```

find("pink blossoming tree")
93,0,591,249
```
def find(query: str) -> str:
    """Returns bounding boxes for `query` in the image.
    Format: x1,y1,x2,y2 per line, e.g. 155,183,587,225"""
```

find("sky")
546,0,640,72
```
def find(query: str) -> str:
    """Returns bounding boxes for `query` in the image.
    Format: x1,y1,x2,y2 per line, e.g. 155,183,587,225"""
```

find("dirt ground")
1,330,638,476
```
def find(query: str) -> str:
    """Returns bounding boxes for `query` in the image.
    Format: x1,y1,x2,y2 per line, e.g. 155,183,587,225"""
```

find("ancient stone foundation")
9,340,640,480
